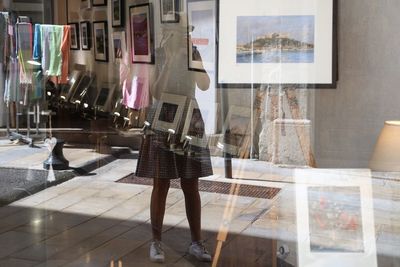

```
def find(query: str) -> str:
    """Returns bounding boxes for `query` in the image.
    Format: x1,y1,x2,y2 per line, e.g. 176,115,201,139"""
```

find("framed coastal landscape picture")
217,0,337,88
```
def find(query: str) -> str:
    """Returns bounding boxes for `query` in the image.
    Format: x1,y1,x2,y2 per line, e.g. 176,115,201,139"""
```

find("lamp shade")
369,121,400,172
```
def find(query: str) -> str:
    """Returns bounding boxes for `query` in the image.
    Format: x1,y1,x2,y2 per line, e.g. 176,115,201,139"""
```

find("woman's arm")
192,46,210,91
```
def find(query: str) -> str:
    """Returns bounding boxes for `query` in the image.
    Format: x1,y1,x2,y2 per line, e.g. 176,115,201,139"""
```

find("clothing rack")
1,14,43,145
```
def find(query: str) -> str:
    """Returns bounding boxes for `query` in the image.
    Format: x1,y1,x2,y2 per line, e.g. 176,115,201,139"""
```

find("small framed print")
295,169,377,267
129,3,155,64
69,23,80,50
93,0,107,7
160,0,179,23
180,99,213,148
93,21,109,62
112,0,124,27
81,0,92,10
70,72,96,104
112,31,127,63
94,83,117,112
60,70,83,102
152,93,187,133
187,0,216,72
80,21,91,50
218,105,251,156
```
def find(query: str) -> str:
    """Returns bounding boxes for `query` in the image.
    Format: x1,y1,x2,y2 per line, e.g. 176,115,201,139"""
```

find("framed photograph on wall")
94,83,117,112
217,105,251,156
187,0,215,72
69,23,80,50
93,21,109,62
81,0,92,10
129,3,155,64
112,0,124,27
80,21,91,50
112,31,127,63
295,169,377,267
217,0,338,88
152,93,187,133
160,0,179,23
93,0,107,7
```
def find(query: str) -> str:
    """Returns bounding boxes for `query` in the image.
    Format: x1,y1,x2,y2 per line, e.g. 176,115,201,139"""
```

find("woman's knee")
181,178,199,195
153,179,170,195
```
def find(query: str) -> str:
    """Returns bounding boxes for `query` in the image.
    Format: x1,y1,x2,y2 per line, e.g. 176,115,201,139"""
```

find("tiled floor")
0,144,399,266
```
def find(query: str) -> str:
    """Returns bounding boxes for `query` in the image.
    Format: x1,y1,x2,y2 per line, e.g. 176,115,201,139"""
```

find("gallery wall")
314,0,400,168
56,0,400,168
59,0,218,134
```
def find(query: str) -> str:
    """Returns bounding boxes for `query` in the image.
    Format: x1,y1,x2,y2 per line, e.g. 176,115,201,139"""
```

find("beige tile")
12,190,61,208
63,197,126,216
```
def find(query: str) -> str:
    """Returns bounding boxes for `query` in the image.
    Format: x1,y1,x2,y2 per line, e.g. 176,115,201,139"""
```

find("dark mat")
118,175,281,200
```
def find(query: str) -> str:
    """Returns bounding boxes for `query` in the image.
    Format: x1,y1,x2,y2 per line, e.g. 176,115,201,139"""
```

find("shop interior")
0,0,398,266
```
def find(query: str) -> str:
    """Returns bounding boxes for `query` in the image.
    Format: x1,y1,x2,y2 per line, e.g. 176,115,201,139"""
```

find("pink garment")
60,25,71,84
120,51,149,110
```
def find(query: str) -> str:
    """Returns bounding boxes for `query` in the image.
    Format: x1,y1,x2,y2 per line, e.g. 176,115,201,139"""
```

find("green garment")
41,25,64,76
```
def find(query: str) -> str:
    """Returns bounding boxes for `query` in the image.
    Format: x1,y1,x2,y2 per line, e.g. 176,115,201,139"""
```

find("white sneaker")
188,241,212,262
150,240,165,263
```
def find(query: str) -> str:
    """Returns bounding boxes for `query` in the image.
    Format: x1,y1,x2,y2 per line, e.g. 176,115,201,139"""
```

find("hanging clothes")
122,66,150,110
40,25,64,77
4,16,20,104
31,66,43,101
17,22,32,83
33,24,41,61
16,22,33,105
31,24,43,100
0,13,7,64
0,13,7,126
60,25,70,84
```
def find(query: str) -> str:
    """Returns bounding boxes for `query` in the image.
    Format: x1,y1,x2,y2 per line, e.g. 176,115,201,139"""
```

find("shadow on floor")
0,205,276,267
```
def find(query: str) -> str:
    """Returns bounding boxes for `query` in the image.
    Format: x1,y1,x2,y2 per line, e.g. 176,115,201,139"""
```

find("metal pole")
220,86,232,179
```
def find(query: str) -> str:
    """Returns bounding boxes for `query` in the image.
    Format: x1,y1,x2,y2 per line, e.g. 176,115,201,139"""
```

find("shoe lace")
193,241,209,254
153,241,163,255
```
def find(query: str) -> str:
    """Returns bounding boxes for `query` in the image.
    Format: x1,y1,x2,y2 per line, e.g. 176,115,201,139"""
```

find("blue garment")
33,24,41,61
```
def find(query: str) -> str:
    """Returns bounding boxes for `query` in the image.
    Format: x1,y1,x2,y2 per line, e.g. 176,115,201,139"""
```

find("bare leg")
151,178,170,241
181,178,202,242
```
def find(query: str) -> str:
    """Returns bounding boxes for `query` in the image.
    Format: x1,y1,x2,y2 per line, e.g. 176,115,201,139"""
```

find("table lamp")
369,121,400,172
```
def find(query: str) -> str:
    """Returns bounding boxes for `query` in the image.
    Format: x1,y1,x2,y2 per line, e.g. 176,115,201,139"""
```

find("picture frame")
81,0,92,10
93,21,109,62
112,0,124,27
217,105,251,156
94,83,117,112
80,21,91,50
180,99,213,148
217,0,338,88
160,0,180,23
70,72,96,104
60,70,83,103
187,0,215,72
69,23,80,50
129,3,155,64
152,93,187,133
295,169,377,267
112,31,127,63
93,0,107,7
